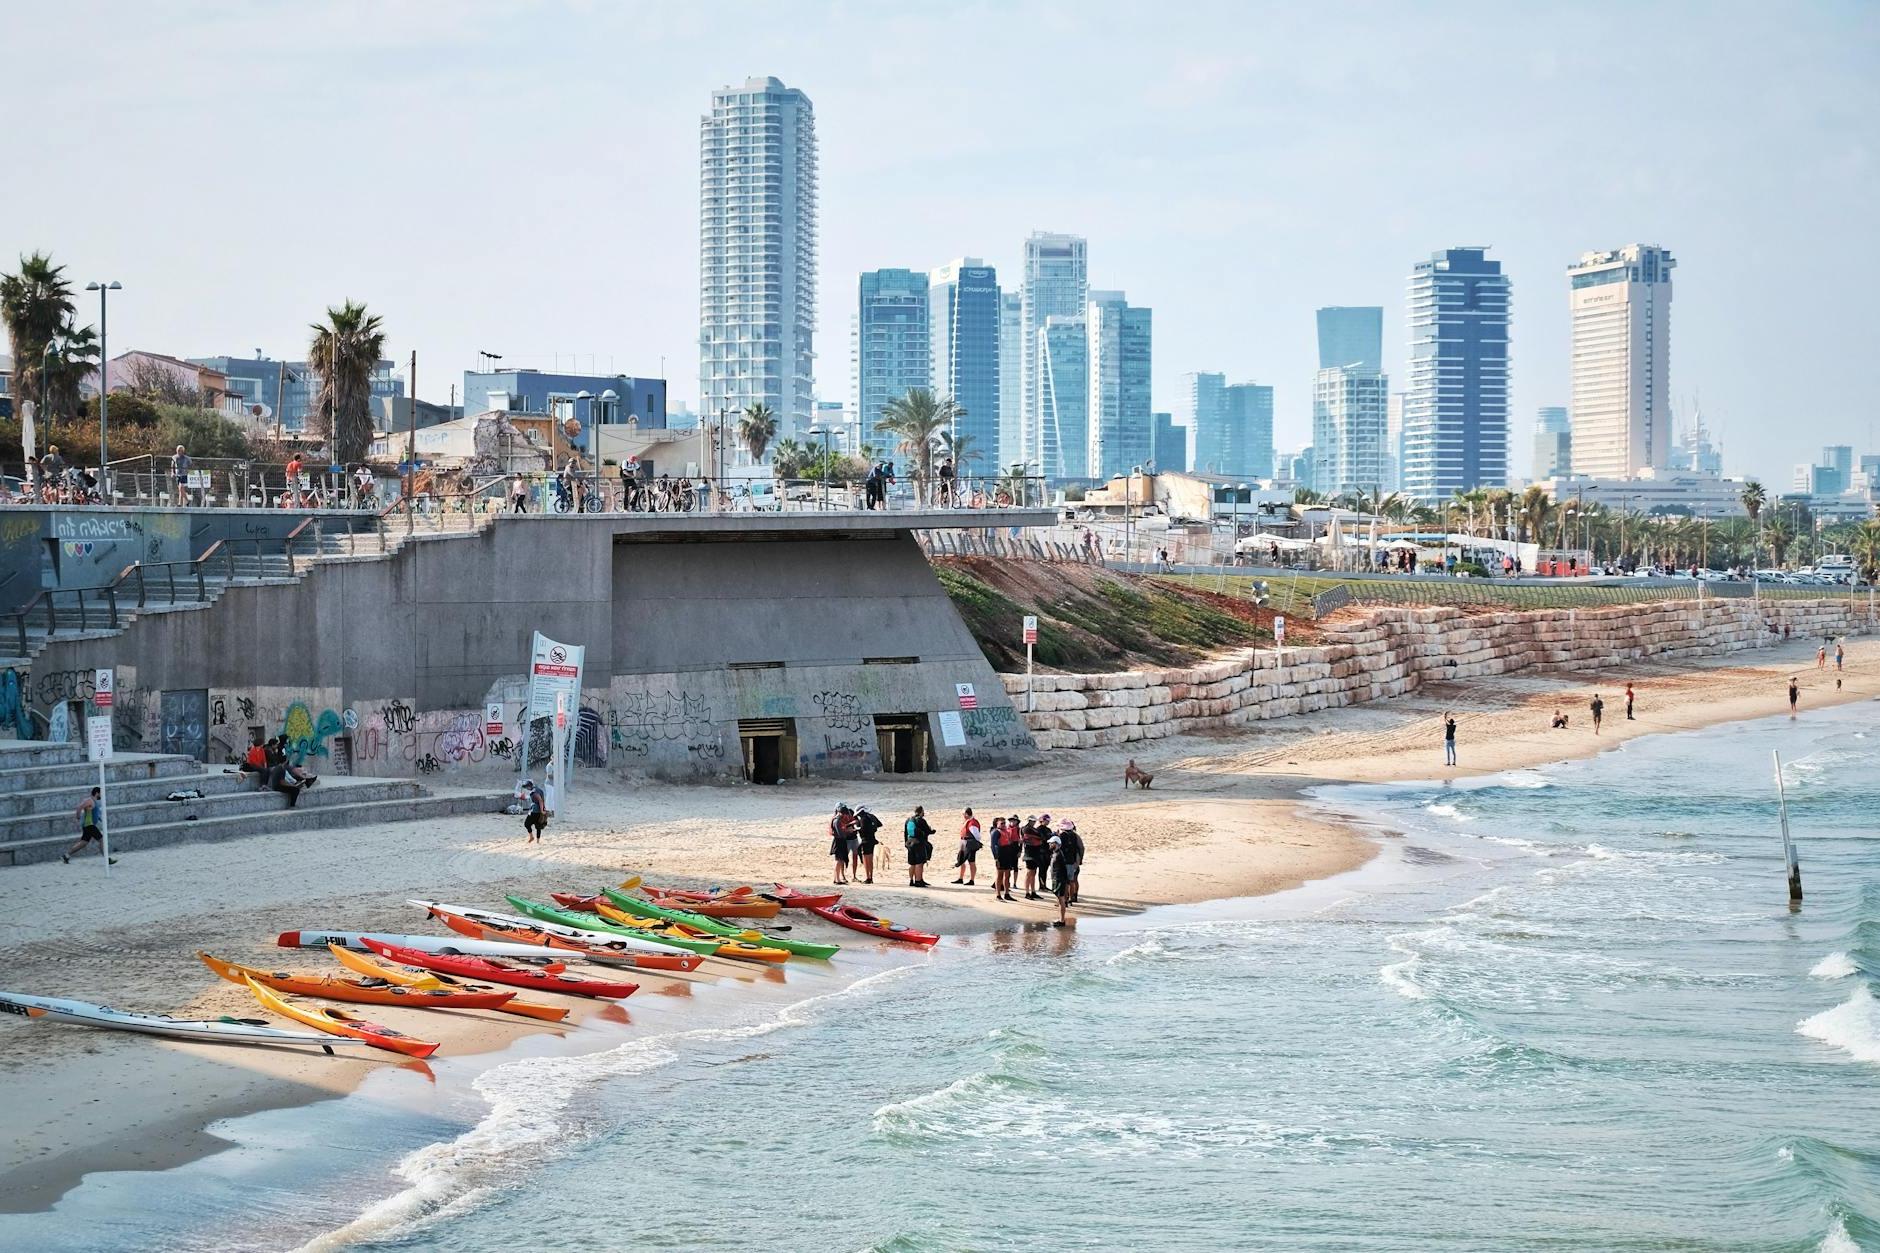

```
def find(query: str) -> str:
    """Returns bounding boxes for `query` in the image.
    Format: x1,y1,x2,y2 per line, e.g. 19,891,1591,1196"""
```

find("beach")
0,633,1873,1223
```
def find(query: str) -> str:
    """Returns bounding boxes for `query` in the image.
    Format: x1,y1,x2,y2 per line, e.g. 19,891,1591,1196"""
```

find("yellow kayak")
594,901,790,963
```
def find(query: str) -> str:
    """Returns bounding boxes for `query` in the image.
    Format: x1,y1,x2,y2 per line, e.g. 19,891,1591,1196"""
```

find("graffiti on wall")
612,691,715,743
811,690,869,733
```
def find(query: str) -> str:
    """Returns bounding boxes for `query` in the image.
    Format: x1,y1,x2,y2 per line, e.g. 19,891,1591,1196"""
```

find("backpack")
1059,831,1085,866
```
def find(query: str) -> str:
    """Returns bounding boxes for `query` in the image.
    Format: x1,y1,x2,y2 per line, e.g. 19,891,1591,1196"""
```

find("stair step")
0,776,433,840
0,741,89,772
0,790,511,865
0,767,295,819
0,752,201,796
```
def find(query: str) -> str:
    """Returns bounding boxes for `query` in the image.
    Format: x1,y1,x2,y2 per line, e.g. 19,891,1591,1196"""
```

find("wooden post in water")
1772,750,1802,905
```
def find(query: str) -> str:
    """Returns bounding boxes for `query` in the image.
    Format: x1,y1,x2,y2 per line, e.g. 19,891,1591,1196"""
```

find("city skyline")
3,3,1876,485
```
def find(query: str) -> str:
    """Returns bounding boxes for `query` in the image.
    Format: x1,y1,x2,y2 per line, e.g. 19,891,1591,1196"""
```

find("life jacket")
245,744,266,768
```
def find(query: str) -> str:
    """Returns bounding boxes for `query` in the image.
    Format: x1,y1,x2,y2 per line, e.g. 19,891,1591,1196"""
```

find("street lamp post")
808,425,832,510
85,281,121,494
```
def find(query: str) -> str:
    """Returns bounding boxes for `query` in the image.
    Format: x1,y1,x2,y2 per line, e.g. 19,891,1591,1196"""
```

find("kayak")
763,883,844,911
807,903,939,947
198,951,517,1011
327,945,569,1022
414,904,706,973
592,901,790,963
549,892,602,913
507,896,722,956
277,930,568,969
241,977,440,1058
0,989,373,1051
361,939,639,1000
617,875,782,919
413,900,701,963
600,887,838,960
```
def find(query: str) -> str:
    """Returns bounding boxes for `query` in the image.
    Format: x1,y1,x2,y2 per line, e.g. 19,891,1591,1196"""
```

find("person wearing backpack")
521,779,548,843
953,807,982,886
903,805,935,887
1048,819,1085,927
1022,814,1051,900
854,805,884,883
829,804,858,885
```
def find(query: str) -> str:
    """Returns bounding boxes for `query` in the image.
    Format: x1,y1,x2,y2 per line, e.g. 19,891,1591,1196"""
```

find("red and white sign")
485,702,504,736
555,692,568,729
1022,615,1038,645
956,683,978,710
93,668,114,709
1274,616,1286,648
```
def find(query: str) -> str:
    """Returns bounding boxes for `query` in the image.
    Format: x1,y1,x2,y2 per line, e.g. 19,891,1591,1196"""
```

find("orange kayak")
327,945,569,1022
643,890,781,920
426,906,707,974
198,951,516,1011
241,977,440,1058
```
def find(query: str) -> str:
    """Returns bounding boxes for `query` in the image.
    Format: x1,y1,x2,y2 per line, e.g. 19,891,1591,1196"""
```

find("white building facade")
1567,244,1674,479
1019,232,1088,475
1312,366,1390,497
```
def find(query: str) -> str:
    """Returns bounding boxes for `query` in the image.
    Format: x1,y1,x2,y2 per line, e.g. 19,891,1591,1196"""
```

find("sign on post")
1274,615,1286,649
1022,616,1039,713
956,683,978,710
93,668,114,709
1022,616,1038,645
88,672,114,877
485,702,504,737
86,715,113,762
529,632,585,814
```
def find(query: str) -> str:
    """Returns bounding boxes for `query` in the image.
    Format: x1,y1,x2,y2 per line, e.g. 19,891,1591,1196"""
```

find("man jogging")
521,779,548,843
62,787,116,865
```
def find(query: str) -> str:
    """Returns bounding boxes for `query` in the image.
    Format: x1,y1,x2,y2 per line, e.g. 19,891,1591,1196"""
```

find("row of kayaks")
1,879,940,1060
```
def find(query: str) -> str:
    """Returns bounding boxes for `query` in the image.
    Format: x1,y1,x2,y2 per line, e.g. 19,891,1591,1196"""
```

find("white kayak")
406,900,687,958
275,929,575,963
0,990,374,1050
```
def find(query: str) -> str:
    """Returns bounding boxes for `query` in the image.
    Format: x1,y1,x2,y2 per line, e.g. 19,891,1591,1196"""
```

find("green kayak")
504,895,722,956
601,887,841,960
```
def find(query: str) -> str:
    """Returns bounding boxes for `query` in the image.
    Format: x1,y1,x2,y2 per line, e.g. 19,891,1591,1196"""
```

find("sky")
3,1,1876,483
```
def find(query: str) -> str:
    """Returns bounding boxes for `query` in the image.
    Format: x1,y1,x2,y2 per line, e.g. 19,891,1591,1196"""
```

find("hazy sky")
4,1,1875,481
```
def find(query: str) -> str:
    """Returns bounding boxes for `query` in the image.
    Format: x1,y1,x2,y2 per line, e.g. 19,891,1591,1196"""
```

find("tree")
1740,479,1766,525
876,388,958,504
736,401,778,464
307,301,386,463
1851,519,1880,585
937,429,981,473
1516,486,1553,545
0,251,76,421
1291,486,1324,505
43,323,100,426
769,437,807,479
122,356,203,406
1763,517,1794,567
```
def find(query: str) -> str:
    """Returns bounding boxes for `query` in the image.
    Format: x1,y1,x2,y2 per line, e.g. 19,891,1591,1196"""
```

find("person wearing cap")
993,813,1023,901
521,779,547,842
1022,814,1050,900
953,807,982,886
854,805,884,883
1047,819,1085,927
829,804,858,885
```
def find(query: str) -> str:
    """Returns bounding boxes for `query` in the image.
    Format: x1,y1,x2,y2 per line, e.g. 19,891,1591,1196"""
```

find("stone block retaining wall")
1002,598,1874,751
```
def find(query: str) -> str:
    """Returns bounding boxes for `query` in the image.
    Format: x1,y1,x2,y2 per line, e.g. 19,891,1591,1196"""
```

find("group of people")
238,737,319,806
829,804,1085,926
14,444,100,505
862,460,898,509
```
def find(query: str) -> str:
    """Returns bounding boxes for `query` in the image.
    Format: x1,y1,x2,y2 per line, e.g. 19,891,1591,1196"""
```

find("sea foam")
1797,985,1880,1066
1810,952,1859,981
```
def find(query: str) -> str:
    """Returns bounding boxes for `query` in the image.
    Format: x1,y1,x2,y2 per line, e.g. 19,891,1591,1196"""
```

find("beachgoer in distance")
1789,677,1799,718
1625,683,1636,721
1048,819,1084,928
854,805,883,883
1817,644,1827,670
994,812,1023,901
903,805,935,887
829,804,858,885
1022,815,1048,900
239,736,268,787
1443,714,1457,766
171,445,191,507
954,807,982,885
521,778,547,842
1835,641,1845,671
1551,709,1569,729
509,473,528,513
62,786,116,865
1590,694,1604,734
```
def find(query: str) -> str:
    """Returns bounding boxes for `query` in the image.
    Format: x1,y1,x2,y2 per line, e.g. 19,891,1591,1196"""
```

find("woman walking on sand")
904,806,935,888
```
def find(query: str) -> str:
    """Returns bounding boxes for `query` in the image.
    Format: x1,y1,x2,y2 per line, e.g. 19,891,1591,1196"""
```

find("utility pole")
406,350,417,534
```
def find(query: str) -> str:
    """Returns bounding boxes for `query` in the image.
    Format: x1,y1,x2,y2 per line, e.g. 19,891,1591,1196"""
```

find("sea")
5,703,1878,1252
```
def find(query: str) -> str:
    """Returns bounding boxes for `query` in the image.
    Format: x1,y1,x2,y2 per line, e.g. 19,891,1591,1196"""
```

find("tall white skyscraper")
1312,366,1390,497
1403,247,1512,500
1567,244,1675,479
1019,232,1087,473
699,77,818,430
1086,291,1152,481
998,291,1022,471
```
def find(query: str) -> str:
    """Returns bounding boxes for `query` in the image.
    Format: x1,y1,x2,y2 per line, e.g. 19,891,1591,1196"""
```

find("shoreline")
0,635,1872,1216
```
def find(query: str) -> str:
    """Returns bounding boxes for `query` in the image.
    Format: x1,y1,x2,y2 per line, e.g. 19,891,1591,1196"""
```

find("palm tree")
43,323,100,425
1515,486,1553,545
876,388,958,503
1851,519,1880,585
1763,517,1795,567
308,301,387,463
1740,479,1766,526
1,251,80,424
737,401,778,464
937,429,981,473
1291,486,1325,506
769,437,806,479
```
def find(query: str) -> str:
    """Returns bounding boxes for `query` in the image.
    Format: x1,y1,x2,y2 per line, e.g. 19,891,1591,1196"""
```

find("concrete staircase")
0,739,508,867
0,509,492,669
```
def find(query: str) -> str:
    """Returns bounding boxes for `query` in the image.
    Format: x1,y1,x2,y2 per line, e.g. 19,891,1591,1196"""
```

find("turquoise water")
6,706,1878,1250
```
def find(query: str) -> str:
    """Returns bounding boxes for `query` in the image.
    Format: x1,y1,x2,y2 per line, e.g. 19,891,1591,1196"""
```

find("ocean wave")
1811,952,1859,980
297,964,917,1252
1379,938,1428,1001
1423,803,1473,822
1797,986,1880,1066
1819,1217,1859,1253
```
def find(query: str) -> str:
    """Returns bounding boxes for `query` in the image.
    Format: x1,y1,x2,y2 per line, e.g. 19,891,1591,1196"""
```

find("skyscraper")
1532,405,1571,480
1312,366,1390,497
998,291,1022,471
1019,232,1088,473
1152,412,1188,474
1386,391,1407,491
1567,244,1674,478
852,268,931,450
1039,316,1088,480
1085,291,1152,481
699,77,818,431
929,259,1001,469
1316,306,1384,371
1402,247,1512,500
1224,384,1275,481
1179,372,1228,470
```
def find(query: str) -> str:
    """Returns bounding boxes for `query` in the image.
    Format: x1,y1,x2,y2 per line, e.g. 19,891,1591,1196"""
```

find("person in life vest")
854,805,884,883
1022,814,1051,900
1047,819,1085,928
903,805,935,887
829,804,859,885
953,807,982,886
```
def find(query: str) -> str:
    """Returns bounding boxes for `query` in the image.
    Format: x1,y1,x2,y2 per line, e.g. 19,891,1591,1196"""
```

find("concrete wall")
1008,598,1877,749
16,516,1036,781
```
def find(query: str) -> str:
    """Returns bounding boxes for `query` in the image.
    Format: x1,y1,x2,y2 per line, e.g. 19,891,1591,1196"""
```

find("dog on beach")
1124,759,1153,790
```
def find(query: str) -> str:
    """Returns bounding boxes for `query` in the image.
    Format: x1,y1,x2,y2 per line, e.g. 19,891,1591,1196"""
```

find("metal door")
159,688,210,761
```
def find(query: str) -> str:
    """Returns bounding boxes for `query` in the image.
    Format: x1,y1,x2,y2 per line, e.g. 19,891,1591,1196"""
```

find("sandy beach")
0,633,1872,1212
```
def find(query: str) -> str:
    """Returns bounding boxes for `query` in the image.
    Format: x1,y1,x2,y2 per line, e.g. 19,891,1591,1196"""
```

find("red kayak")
427,907,706,974
362,939,639,1000
764,883,844,911
551,892,602,913
807,903,938,947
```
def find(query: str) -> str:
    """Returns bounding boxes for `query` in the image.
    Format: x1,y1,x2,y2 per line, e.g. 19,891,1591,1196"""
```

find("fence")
1308,576,1874,618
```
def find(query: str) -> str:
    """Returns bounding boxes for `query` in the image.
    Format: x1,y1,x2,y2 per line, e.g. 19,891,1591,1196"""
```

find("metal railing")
482,471,1051,516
